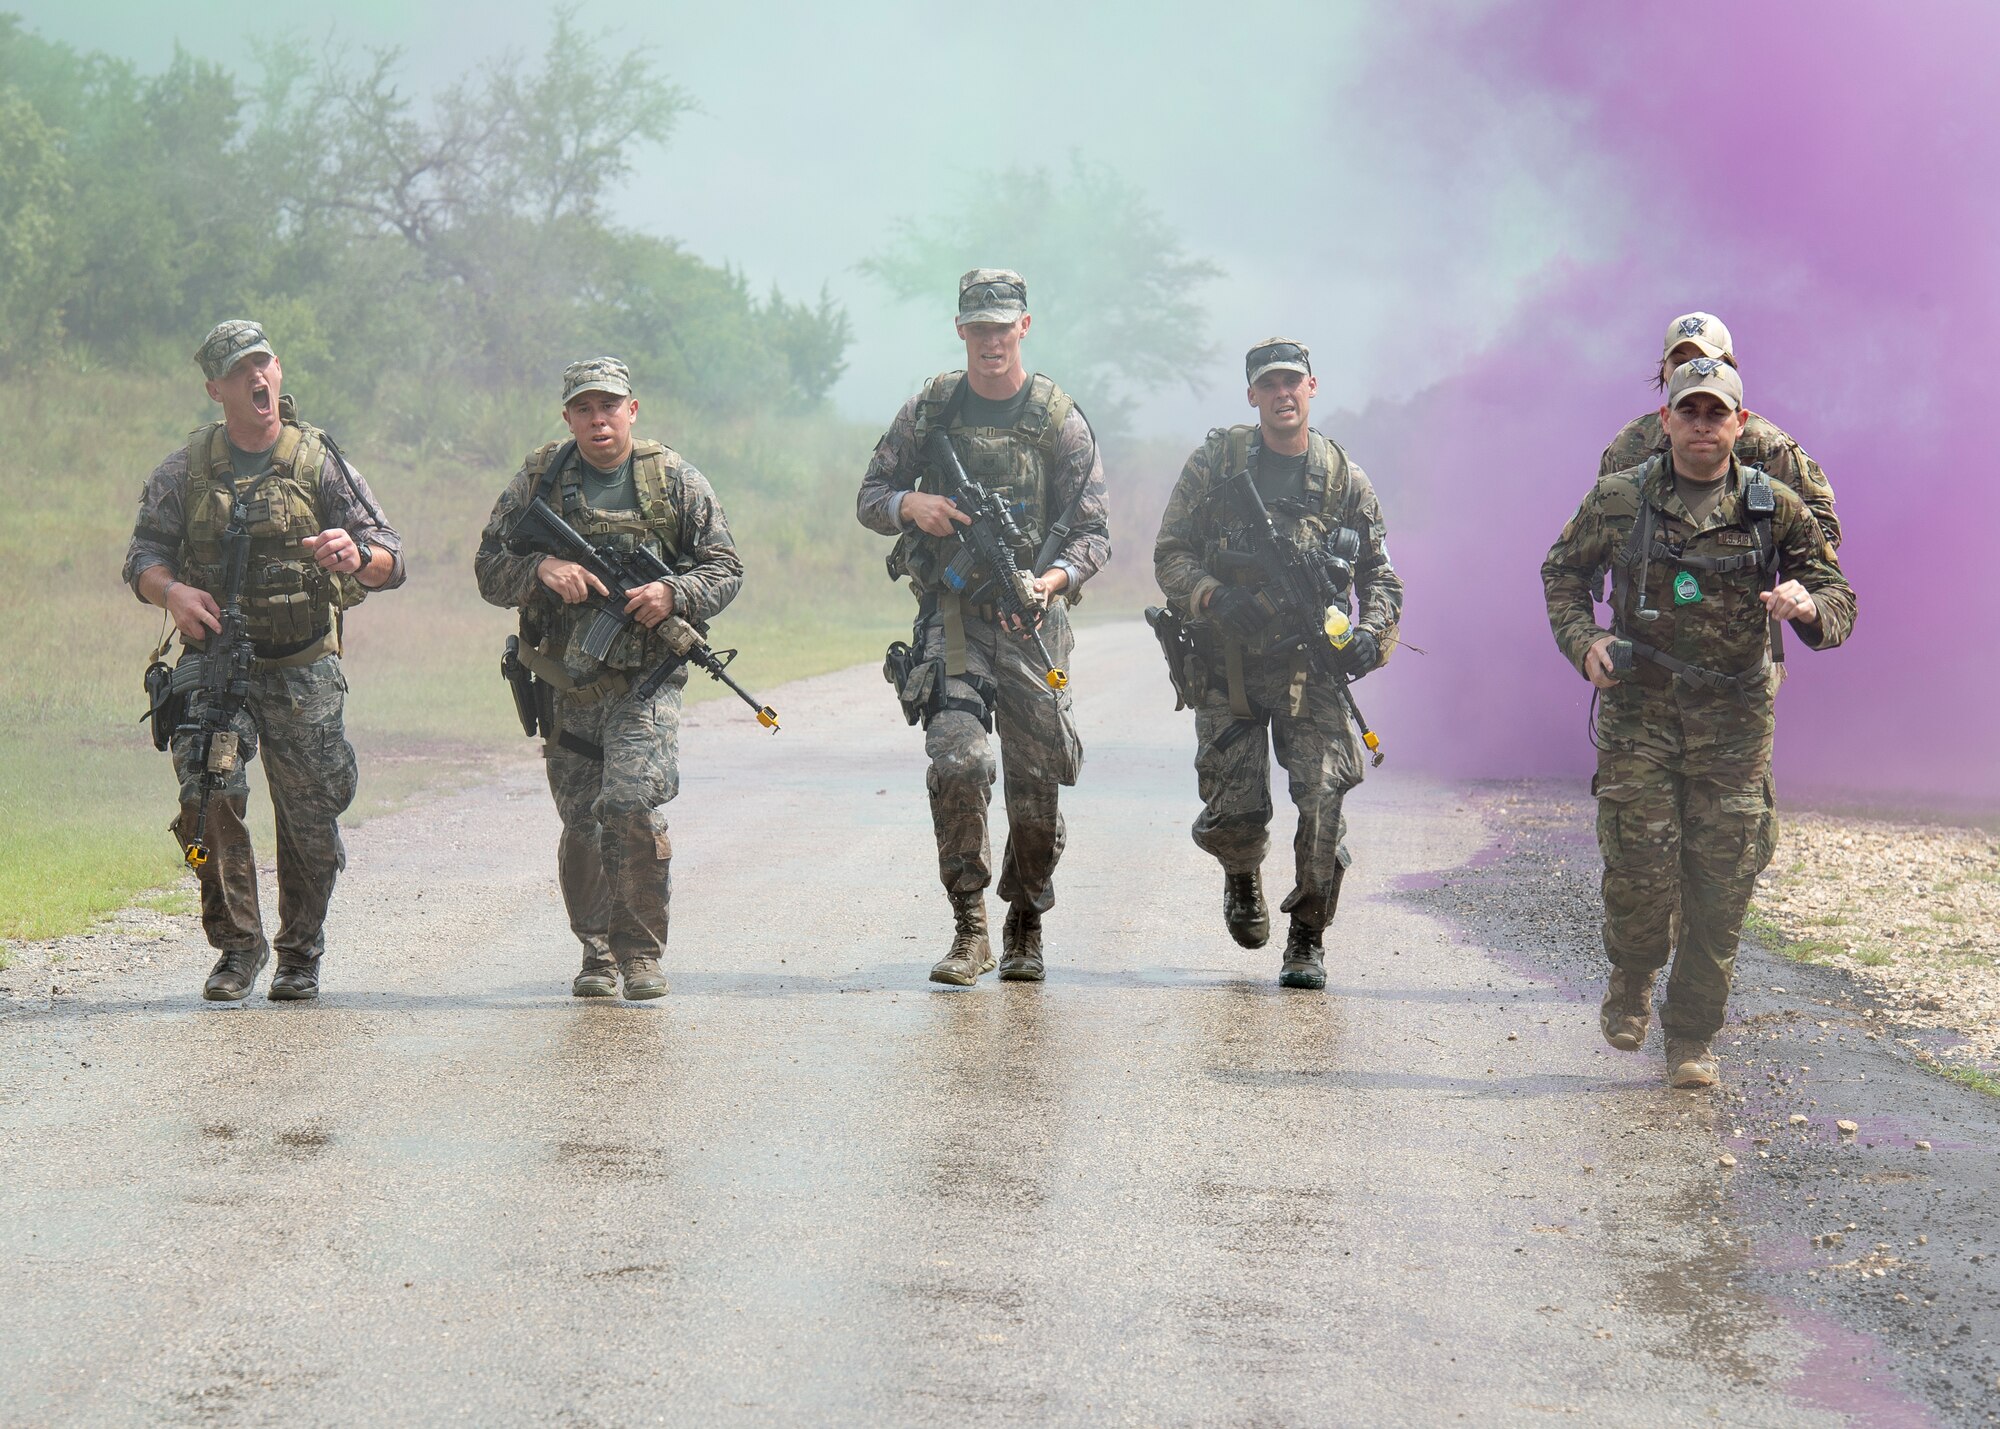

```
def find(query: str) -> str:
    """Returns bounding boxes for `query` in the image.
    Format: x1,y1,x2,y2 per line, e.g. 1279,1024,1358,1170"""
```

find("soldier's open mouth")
250,383,271,414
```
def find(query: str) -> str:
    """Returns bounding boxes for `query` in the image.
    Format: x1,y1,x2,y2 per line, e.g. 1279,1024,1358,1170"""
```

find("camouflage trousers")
1191,661,1363,929
545,680,682,965
1593,696,1779,1041
915,603,1080,911
170,655,357,966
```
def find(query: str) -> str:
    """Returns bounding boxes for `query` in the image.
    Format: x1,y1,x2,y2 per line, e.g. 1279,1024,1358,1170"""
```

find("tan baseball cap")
1246,337,1312,384
561,356,634,405
1662,311,1733,361
956,269,1028,325
196,320,275,381
1666,356,1743,412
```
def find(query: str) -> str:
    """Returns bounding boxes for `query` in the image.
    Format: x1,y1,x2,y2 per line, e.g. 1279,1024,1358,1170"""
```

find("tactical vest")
1203,424,1363,646
179,415,361,651
524,437,688,674
887,370,1076,594
1603,456,1783,692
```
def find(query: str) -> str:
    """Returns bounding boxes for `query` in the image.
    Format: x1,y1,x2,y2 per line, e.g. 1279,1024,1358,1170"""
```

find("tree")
862,155,1221,430
0,85,69,363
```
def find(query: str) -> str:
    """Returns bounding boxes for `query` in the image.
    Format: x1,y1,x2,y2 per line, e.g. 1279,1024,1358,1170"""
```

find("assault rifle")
1211,466,1384,765
166,494,258,869
506,497,778,729
921,428,1068,692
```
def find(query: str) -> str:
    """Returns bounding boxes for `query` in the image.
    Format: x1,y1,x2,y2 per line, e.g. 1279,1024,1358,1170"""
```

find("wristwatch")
349,537,374,574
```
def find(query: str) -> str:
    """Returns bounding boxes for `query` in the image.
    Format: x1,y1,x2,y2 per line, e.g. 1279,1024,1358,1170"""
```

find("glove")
1335,629,1379,677
1208,587,1271,641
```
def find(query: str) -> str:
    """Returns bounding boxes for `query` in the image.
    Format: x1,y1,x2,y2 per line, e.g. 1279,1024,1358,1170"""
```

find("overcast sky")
15,0,1620,434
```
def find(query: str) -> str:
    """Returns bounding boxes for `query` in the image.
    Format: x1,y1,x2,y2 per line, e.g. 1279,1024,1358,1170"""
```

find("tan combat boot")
999,904,1045,982
1600,966,1656,1051
929,893,994,987
1666,1037,1719,1089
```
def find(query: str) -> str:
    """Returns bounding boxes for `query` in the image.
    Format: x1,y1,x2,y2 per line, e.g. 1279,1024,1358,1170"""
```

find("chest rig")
180,413,359,658
1199,425,1365,717
1605,457,1783,694
522,438,687,678
887,371,1075,597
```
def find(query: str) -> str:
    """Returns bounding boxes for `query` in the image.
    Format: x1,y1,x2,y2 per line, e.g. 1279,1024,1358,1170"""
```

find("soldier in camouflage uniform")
857,269,1110,986
1153,339,1403,990
125,320,405,1002
1544,358,1855,1088
475,358,743,1001
1600,312,1841,548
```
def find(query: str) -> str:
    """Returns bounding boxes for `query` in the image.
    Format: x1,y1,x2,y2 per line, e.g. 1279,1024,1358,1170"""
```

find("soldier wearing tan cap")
857,269,1110,986
1545,357,1856,1088
475,358,745,1001
1599,312,1842,548
124,320,405,1003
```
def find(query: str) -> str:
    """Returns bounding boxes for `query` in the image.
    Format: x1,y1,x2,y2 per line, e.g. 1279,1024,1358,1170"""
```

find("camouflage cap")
1662,311,1733,362
1246,337,1312,384
956,269,1028,325
196,320,275,381
1666,356,1744,412
560,356,634,405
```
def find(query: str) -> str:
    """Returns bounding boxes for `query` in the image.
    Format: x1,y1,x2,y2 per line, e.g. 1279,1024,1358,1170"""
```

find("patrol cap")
1662,311,1733,362
560,356,634,405
956,269,1028,325
1246,337,1312,384
196,320,276,381
1666,356,1743,413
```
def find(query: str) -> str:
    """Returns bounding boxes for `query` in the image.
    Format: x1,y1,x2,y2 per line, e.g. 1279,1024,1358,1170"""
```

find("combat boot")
1224,870,1270,949
1277,919,1326,991
1599,966,1655,1051
202,941,269,1002
268,956,321,1002
999,904,1045,982
929,893,995,987
618,955,669,1001
1666,1037,1720,1089
571,949,619,999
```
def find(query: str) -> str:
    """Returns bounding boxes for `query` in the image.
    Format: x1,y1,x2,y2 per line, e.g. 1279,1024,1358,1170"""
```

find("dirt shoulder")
1397,781,2000,1428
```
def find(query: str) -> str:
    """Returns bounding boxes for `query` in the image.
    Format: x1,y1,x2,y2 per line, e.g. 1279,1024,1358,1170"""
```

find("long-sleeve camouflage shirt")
1599,409,1840,549
1154,428,1403,670
1543,453,1854,695
474,444,743,677
855,390,1110,592
122,440,406,594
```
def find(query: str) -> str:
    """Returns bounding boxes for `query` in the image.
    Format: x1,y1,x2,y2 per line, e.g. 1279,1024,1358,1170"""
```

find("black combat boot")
203,940,270,1002
1277,919,1326,991
1224,870,1270,948
929,893,994,987
269,956,321,1002
618,955,669,1001
571,948,619,998
999,904,1045,982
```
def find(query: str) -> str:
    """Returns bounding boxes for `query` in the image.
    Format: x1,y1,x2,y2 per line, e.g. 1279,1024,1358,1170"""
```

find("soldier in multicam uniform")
1601,312,1842,549
475,358,743,1001
857,269,1110,986
125,320,405,1002
1544,358,1855,1088
1153,339,1403,990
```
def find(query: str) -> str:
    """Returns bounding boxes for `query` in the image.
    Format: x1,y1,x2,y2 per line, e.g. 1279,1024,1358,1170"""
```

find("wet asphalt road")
0,623,1967,1426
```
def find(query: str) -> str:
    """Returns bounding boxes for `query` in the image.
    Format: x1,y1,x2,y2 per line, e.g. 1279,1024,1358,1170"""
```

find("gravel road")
0,622,1979,1426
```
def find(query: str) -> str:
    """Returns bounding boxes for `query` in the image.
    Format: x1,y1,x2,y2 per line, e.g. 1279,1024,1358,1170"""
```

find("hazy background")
2,1,1994,938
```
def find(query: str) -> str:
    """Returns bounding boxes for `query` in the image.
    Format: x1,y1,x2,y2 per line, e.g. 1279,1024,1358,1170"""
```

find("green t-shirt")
959,380,1032,431
1253,446,1310,508
577,453,638,513
224,435,276,482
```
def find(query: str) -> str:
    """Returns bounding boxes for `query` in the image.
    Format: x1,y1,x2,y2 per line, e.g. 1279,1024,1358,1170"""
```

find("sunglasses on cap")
1247,341,1311,374
961,281,1026,306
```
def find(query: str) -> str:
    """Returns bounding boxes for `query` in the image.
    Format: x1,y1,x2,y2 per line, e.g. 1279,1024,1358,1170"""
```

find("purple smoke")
1334,3,1999,811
